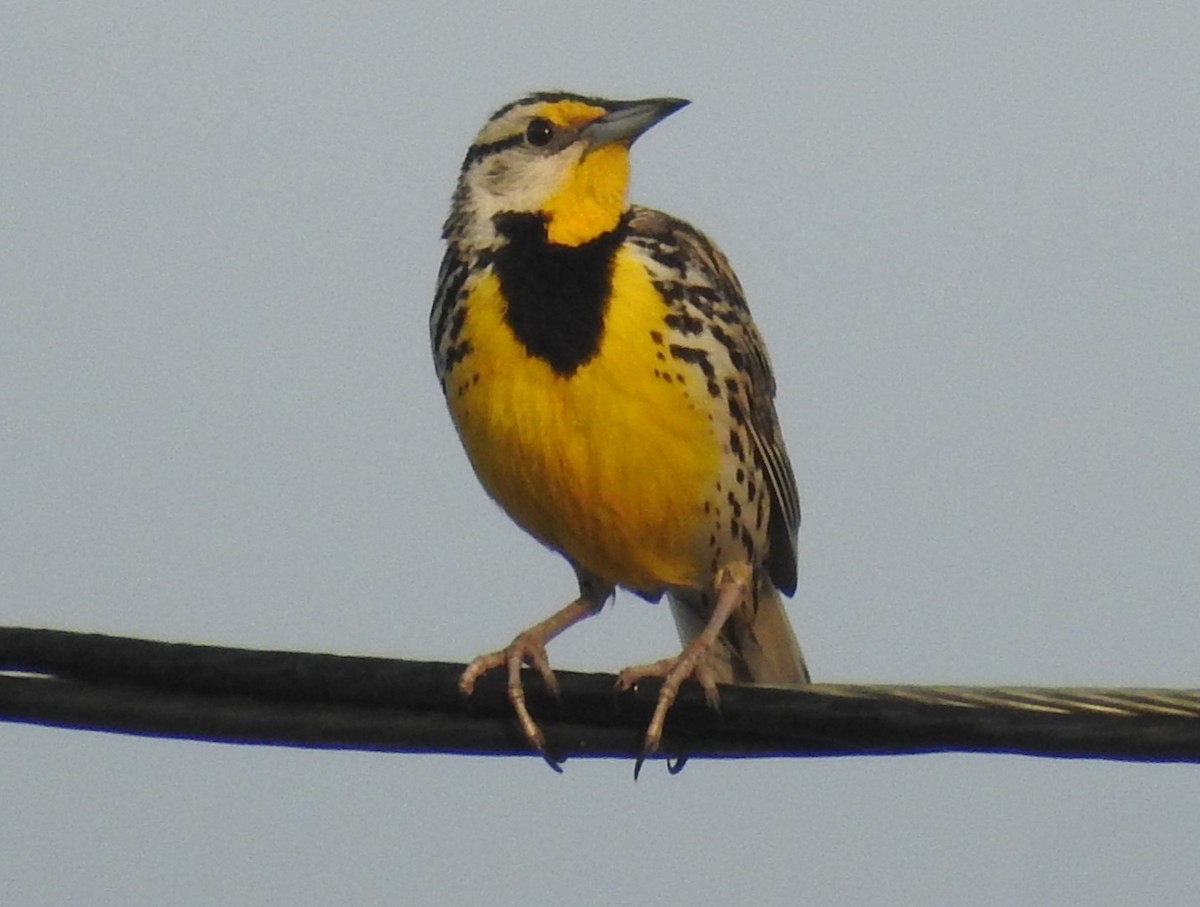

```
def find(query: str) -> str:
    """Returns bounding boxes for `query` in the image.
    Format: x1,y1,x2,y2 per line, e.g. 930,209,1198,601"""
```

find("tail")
668,579,810,686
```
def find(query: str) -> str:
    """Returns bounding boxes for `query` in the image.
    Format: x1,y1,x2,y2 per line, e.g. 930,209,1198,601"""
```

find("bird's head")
445,92,689,247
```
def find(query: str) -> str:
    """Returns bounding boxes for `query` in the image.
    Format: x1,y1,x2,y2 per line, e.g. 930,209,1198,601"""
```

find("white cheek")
485,150,577,211
457,146,584,247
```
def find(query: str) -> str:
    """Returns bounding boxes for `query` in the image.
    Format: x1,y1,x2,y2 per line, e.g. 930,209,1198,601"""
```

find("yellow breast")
447,247,720,594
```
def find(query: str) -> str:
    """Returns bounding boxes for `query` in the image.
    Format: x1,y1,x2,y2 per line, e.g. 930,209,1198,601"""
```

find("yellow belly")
448,248,719,594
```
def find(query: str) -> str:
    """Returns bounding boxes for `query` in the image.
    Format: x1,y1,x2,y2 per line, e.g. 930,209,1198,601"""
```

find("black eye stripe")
461,133,524,168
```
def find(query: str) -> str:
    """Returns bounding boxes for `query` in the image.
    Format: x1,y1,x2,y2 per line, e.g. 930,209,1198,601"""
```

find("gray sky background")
3,4,1199,905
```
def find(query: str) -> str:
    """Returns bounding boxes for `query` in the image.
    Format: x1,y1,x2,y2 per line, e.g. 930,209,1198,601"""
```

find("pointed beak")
580,97,690,150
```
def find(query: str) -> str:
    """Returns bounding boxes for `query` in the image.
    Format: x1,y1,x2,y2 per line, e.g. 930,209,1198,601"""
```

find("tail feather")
667,580,809,686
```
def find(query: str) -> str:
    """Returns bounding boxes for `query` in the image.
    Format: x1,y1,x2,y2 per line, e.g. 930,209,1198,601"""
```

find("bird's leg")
459,578,610,769
617,566,749,774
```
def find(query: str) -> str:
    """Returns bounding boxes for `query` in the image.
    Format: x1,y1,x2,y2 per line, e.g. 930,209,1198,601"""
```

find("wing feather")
626,206,801,593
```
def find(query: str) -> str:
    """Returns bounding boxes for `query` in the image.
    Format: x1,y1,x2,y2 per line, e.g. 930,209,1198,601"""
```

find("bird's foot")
460,631,563,772
458,588,611,773
616,639,722,778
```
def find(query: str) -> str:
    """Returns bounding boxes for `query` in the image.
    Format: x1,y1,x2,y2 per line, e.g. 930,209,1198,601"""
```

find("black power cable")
2,627,1198,767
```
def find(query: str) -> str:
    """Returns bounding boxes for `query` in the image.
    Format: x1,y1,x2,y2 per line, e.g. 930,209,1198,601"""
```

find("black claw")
667,755,689,774
534,742,564,773
633,752,646,780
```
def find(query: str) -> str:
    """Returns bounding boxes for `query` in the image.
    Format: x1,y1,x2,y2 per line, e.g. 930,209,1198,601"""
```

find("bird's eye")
524,118,555,147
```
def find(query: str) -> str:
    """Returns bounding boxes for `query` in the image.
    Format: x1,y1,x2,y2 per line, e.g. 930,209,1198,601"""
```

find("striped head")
444,92,688,248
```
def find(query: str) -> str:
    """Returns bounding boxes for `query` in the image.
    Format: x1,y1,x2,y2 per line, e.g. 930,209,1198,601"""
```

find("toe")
459,650,506,696
615,657,676,691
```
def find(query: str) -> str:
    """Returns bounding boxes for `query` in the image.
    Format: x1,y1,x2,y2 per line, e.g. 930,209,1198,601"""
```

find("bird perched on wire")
430,91,809,772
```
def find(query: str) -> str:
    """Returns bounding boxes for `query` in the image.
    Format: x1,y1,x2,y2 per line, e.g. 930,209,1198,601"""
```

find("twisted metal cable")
810,683,1200,719
2,627,1197,766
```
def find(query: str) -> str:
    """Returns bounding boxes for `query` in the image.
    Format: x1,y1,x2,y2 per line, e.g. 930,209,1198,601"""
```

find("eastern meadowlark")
431,92,809,770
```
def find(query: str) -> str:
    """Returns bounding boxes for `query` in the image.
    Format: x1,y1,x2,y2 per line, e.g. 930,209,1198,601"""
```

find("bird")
430,91,809,772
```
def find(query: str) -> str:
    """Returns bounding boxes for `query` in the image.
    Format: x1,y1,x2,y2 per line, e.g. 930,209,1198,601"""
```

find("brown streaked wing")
625,206,801,593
